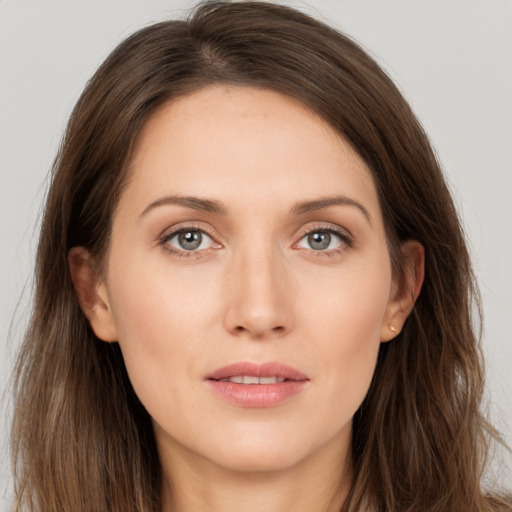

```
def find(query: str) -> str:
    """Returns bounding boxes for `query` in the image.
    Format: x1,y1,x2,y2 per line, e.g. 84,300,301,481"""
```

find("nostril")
232,323,286,338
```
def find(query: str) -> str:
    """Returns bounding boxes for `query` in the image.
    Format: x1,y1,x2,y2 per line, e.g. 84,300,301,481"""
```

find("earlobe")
68,247,118,342
381,240,425,342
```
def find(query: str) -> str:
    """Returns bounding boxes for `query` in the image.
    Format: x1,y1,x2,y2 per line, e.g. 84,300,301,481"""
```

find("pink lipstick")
205,361,309,408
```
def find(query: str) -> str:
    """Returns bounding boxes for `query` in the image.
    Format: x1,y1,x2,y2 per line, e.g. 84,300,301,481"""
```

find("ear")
381,240,425,342
68,247,118,342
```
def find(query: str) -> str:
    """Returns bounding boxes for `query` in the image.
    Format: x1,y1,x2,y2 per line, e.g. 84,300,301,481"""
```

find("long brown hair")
11,2,510,511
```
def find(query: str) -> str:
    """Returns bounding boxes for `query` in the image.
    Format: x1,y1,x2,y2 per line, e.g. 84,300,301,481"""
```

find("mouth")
205,361,309,383
213,375,288,384
205,361,309,408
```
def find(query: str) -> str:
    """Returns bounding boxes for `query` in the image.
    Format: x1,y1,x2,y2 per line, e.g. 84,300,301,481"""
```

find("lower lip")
205,380,308,408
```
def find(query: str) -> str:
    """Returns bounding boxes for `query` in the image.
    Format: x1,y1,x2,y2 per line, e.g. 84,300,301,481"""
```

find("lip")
205,361,309,381
205,361,309,408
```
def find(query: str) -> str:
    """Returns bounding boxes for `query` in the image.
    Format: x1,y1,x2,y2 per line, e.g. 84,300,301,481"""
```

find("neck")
158,431,353,512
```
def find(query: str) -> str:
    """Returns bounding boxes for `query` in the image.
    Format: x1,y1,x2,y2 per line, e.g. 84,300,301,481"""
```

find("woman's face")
82,86,412,474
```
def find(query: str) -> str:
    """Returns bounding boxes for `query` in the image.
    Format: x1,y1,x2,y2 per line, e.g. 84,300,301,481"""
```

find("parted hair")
11,2,510,511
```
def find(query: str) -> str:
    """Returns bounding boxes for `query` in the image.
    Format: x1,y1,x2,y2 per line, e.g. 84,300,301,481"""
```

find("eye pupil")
178,230,202,250
308,231,331,250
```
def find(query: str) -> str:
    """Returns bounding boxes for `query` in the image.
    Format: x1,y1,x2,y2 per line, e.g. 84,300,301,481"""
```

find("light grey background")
1,0,511,506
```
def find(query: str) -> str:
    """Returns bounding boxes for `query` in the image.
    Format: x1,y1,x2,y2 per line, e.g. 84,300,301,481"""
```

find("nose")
223,245,293,339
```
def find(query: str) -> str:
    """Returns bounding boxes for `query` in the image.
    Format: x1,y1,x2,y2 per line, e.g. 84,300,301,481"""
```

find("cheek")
296,256,391,404
109,250,221,337
106,255,223,407
300,254,391,343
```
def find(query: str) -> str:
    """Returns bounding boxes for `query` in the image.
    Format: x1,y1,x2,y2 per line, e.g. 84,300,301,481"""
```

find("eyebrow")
290,196,372,225
140,195,228,218
140,194,371,225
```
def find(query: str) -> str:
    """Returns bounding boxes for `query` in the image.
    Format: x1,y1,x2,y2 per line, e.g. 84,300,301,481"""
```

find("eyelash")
295,224,354,259
157,223,218,259
157,223,354,259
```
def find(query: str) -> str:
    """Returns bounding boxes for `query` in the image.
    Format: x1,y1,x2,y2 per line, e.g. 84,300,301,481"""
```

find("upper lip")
206,361,309,381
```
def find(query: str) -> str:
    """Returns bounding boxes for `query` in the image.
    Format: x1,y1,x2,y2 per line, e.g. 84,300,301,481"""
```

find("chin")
211,446,307,473
197,429,322,474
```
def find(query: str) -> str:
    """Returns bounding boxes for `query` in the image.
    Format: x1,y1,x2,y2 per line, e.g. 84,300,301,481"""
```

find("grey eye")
178,231,202,250
307,231,331,250
168,230,213,251
297,230,344,251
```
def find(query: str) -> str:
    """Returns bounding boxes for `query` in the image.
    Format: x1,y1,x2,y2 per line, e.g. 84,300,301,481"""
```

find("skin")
69,86,424,512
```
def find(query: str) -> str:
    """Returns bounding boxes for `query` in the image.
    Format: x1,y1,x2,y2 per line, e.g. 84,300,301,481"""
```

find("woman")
10,1,510,511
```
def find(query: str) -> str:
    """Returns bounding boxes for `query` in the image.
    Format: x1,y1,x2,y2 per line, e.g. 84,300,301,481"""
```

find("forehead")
122,85,381,223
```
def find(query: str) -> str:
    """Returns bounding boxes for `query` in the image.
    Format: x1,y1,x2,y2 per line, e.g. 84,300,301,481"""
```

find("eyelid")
158,221,218,241
167,229,214,250
292,223,354,255
156,221,354,259
157,222,222,257
295,222,353,244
